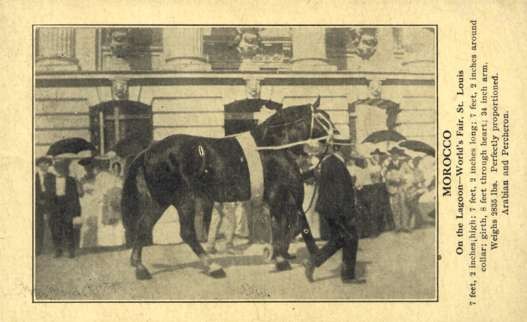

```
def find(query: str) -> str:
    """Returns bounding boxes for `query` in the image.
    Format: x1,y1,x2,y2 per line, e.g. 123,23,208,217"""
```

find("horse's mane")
249,104,311,149
258,104,311,129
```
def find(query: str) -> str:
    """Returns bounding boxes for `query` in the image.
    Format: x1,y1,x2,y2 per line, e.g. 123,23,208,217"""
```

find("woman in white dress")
79,161,126,249
97,162,126,247
78,162,99,249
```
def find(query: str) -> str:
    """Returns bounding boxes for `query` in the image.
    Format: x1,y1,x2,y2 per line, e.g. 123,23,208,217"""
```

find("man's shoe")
303,258,315,283
282,253,297,260
206,247,218,254
342,276,366,284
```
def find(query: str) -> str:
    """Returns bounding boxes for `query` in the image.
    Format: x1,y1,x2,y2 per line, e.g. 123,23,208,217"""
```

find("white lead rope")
255,135,331,151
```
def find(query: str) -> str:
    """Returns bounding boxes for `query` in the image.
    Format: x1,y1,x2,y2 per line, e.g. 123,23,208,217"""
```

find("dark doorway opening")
89,100,153,155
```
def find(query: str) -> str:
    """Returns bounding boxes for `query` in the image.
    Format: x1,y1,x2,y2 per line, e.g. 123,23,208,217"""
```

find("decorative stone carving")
108,29,131,58
368,79,383,99
235,28,263,60
111,78,129,100
234,28,263,71
346,28,378,60
36,28,79,71
245,78,261,99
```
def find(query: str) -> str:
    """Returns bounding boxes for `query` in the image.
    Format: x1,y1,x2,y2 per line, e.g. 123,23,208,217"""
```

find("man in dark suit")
303,135,365,284
51,160,81,258
35,156,56,256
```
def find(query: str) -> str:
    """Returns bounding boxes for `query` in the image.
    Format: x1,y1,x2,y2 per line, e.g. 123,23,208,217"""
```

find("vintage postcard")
0,0,525,321
32,24,437,302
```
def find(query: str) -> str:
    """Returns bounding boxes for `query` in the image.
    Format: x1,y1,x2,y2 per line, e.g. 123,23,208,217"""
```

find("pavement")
35,227,436,301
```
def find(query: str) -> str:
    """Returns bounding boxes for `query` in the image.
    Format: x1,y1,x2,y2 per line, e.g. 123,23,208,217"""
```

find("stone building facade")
34,26,436,157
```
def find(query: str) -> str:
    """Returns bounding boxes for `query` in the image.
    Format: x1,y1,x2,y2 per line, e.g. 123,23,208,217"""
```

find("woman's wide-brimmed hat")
388,146,411,159
370,148,388,156
78,157,95,167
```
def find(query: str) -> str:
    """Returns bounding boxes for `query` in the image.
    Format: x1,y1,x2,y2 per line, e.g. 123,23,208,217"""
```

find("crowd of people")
345,145,436,237
35,138,435,275
35,155,125,257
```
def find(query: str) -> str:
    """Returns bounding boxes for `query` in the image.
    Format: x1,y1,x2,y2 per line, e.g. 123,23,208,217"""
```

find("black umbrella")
399,140,435,156
225,99,282,113
110,136,152,158
362,130,406,144
47,138,96,156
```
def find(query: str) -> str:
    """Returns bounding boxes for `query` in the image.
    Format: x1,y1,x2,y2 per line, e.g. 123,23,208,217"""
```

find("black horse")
121,98,335,279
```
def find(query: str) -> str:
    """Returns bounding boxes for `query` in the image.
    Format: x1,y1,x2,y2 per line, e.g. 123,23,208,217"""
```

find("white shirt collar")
37,169,48,178
56,176,66,196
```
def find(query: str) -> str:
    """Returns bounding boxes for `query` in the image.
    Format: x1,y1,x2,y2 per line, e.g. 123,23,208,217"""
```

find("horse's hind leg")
131,200,166,280
175,194,226,278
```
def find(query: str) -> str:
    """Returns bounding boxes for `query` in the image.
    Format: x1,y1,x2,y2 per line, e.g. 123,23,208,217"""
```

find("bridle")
256,103,335,151
309,103,334,140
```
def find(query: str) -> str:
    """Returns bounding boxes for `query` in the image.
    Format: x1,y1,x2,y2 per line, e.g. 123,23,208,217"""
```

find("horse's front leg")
175,196,226,278
269,197,293,271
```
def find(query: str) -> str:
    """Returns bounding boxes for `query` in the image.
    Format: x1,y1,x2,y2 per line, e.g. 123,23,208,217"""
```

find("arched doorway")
348,98,401,146
89,100,153,155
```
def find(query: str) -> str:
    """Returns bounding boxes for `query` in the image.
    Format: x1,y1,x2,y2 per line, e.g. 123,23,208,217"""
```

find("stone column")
290,28,336,71
36,28,79,71
396,27,435,72
162,28,210,71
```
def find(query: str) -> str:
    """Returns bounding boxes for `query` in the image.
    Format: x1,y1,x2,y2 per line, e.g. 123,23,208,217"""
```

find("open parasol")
47,137,96,157
362,130,406,144
398,140,435,156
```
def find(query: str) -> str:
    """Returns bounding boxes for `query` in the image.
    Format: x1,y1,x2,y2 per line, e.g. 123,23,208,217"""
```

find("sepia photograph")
33,25,437,301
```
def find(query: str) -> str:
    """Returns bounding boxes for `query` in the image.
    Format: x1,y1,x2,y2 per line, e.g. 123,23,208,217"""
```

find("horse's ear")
264,100,282,111
313,96,321,109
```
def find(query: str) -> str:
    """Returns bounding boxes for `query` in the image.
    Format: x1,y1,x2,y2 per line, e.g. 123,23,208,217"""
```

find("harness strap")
236,132,264,199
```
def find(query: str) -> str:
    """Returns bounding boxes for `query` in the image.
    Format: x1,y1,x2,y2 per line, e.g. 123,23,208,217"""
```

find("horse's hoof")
136,267,152,280
207,263,226,278
275,258,292,271
262,244,274,263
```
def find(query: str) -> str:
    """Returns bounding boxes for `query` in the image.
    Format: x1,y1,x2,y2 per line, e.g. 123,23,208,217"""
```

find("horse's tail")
121,152,147,244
